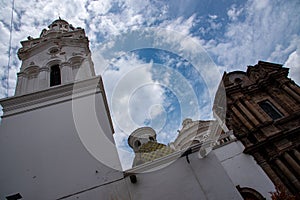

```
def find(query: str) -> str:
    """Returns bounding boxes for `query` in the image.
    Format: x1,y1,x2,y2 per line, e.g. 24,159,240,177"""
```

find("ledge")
0,76,103,118
124,141,213,174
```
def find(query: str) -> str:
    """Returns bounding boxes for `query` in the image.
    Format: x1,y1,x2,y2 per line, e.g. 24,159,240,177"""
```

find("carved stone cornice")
244,127,299,154
18,32,89,61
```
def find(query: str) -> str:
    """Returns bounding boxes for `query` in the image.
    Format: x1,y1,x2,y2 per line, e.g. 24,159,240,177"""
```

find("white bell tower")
15,18,95,95
0,19,123,200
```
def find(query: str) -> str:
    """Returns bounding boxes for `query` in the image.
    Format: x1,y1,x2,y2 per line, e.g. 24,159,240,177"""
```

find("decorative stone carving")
219,60,300,195
14,18,95,95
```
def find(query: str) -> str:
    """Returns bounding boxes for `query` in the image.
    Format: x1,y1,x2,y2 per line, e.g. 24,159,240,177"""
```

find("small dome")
40,18,75,37
128,127,174,167
128,127,156,150
182,118,192,127
48,18,73,31
51,18,69,26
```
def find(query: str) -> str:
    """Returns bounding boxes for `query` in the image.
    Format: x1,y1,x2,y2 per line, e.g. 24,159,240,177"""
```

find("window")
236,186,266,200
6,193,22,200
50,64,61,86
134,140,141,148
258,100,283,120
234,78,242,84
49,47,59,54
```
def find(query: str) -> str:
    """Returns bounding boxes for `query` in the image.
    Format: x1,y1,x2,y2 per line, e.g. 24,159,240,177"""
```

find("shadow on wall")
0,105,3,124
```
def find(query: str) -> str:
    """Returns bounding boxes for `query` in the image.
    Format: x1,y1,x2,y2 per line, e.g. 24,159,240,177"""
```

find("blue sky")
0,0,300,169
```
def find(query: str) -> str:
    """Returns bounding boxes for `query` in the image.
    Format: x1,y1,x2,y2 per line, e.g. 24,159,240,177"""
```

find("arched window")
50,64,61,86
191,140,200,146
236,186,266,200
134,140,141,148
258,100,283,120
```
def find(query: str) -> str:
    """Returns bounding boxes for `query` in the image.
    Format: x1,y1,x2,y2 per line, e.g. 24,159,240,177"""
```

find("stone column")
61,62,73,84
283,152,300,176
253,153,286,191
282,85,300,102
275,158,300,191
288,83,300,97
232,106,253,130
33,73,39,92
293,150,300,161
244,99,268,123
236,101,260,126
15,72,26,95
38,67,49,90
270,87,296,113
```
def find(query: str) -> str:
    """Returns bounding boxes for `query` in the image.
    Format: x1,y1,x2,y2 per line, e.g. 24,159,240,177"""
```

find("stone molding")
0,76,103,118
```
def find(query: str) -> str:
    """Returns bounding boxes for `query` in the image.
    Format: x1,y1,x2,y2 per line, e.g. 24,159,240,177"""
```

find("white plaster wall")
61,179,130,199
125,152,242,200
0,92,122,199
214,141,276,199
61,152,243,200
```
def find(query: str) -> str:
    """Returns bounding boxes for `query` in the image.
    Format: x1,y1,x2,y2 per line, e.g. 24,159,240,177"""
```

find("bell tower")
0,19,123,199
15,18,95,95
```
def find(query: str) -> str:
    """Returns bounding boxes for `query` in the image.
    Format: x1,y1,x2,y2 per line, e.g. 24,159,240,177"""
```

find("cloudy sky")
0,0,300,169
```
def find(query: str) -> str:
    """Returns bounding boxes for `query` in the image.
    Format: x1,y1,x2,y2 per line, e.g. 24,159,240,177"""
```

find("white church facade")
0,19,275,200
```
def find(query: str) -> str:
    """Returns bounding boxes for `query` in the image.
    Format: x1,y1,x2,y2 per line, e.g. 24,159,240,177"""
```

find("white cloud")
253,0,269,10
159,14,195,36
103,54,165,134
87,1,112,15
227,4,243,21
113,131,134,170
285,50,300,85
206,0,300,80
0,19,11,97
208,15,217,20
102,54,168,169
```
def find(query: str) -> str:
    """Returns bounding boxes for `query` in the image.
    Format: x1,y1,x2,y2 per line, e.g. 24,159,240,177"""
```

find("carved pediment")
180,120,198,131
223,71,253,88
248,66,268,82
247,61,286,82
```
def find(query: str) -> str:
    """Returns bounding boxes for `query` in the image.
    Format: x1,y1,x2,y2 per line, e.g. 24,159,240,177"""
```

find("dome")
128,127,174,167
182,118,192,127
132,141,174,166
50,18,72,29
128,127,156,151
40,18,76,37
51,18,69,25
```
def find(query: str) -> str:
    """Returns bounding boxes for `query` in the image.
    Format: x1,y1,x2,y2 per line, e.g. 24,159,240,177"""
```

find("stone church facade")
220,61,300,196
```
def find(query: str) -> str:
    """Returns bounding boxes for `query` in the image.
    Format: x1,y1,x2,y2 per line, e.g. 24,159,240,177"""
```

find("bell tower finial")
57,7,61,20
